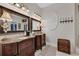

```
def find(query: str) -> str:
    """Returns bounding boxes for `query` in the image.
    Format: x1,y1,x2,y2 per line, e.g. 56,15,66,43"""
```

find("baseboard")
46,42,57,48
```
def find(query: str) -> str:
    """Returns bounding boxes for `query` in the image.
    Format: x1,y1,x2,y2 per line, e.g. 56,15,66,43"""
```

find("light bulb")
27,9,29,12
15,3,20,8
22,7,26,10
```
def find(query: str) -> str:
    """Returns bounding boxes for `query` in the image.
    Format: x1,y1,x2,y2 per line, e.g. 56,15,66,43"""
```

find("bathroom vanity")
18,36,35,56
0,4,46,56
0,34,35,56
0,32,46,56
34,33,46,51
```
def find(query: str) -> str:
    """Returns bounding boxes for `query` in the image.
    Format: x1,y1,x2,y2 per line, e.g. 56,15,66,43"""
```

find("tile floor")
35,45,55,56
35,45,56,56
35,45,74,56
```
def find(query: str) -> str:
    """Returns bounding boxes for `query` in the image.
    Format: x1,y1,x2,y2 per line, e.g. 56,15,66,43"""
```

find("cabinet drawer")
19,46,34,56
18,38,35,56
19,39,33,49
2,43,17,56
35,35,42,50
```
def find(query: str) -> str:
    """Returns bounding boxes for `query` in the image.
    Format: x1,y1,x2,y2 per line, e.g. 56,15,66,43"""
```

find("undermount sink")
1,38,11,41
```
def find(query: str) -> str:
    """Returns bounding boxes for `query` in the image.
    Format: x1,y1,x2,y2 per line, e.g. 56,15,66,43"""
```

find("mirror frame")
0,6,30,33
31,18,41,32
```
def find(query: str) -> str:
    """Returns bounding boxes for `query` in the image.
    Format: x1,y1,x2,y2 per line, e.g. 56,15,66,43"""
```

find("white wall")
75,4,79,49
41,3,76,54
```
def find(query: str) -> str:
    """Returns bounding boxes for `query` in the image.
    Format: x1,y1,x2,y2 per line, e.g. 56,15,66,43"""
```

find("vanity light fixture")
13,3,21,8
12,3,30,12
21,6,29,12
20,3,26,10
9,3,30,14
21,7,26,10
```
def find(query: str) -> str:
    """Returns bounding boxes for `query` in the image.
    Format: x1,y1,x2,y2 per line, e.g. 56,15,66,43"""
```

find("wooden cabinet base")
2,43,17,56
35,35,42,51
18,38,35,56
0,34,46,56
1,38,35,56
42,34,46,46
35,34,46,51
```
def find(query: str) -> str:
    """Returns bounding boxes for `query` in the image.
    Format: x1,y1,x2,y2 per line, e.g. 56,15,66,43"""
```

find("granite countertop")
35,34,44,35
0,32,35,44
33,32,45,36
0,32,44,44
0,36,35,44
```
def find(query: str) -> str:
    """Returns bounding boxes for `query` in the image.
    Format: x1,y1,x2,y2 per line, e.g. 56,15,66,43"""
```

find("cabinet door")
42,34,46,46
18,38,35,56
2,43,17,56
19,46,34,56
35,35,42,50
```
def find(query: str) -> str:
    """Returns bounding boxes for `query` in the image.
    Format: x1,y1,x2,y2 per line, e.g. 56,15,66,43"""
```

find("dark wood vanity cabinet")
2,43,17,56
42,34,46,46
1,37,35,56
35,35,42,50
1,34,46,56
18,38,35,56
35,34,46,51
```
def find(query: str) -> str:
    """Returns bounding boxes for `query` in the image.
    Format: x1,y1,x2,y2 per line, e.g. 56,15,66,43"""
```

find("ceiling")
37,3,53,8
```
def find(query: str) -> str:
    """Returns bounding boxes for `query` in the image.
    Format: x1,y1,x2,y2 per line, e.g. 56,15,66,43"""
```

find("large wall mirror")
0,7,29,33
32,18,41,31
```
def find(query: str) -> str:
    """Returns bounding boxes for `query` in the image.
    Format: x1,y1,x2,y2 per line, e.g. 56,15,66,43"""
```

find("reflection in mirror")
18,23,21,29
9,13,28,32
0,8,28,33
32,20,41,31
0,9,11,33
